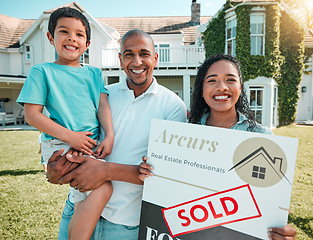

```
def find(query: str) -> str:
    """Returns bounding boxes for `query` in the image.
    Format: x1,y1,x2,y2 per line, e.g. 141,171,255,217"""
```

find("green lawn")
273,125,313,240
0,130,69,239
0,125,312,239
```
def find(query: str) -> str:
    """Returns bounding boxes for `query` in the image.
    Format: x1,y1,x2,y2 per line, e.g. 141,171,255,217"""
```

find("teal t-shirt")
17,63,108,141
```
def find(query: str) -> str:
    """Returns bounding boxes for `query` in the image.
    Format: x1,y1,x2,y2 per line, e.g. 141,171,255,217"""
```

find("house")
202,0,313,127
0,2,120,115
0,1,210,122
0,1,312,128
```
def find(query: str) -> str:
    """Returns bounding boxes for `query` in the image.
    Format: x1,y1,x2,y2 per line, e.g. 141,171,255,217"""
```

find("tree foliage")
278,11,305,125
280,0,313,30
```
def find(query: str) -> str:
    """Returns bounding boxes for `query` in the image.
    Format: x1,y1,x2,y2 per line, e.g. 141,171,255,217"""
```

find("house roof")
44,2,85,14
0,14,211,49
0,14,35,48
97,16,212,45
0,1,311,49
230,0,276,2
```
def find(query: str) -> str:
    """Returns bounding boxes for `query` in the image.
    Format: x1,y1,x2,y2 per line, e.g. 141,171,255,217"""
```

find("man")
46,29,187,240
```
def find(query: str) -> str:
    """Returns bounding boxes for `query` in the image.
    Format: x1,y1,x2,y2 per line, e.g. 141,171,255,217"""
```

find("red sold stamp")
162,184,261,237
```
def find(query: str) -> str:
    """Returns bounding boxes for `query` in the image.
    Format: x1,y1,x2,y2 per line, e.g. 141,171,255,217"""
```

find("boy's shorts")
41,138,103,203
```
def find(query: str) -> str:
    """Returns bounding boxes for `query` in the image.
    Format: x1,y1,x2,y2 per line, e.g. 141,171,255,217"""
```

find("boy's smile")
47,17,90,67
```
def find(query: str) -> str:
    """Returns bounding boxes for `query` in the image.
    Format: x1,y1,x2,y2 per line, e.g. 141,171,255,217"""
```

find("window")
155,44,170,63
250,14,265,55
24,44,32,63
226,18,237,56
250,86,264,124
252,165,266,180
80,49,90,65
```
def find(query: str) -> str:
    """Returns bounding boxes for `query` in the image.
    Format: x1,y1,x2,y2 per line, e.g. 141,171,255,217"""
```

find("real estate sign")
139,119,298,240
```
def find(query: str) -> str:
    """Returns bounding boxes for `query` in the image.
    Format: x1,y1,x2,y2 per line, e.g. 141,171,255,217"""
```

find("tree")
281,0,313,30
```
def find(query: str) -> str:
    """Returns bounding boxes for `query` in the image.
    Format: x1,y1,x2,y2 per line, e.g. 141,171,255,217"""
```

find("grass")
0,131,69,239
0,125,312,239
273,125,313,240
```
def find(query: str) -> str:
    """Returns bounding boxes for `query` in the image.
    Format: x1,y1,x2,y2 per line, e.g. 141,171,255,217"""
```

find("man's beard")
129,77,148,86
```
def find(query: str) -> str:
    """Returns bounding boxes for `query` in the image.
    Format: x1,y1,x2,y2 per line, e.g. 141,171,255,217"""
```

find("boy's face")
47,17,90,67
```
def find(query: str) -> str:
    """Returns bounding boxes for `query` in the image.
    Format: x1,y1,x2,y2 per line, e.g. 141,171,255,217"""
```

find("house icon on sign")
229,147,291,188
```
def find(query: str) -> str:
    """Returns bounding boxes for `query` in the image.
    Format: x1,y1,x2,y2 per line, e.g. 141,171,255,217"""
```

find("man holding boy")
47,29,187,239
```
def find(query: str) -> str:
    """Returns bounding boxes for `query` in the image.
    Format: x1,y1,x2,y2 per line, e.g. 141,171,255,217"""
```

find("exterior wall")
0,50,23,76
22,28,44,75
151,33,184,47
89,29,104,67
0,52,11,75
156,76,183,98
9,51,23,75
89,27,119,68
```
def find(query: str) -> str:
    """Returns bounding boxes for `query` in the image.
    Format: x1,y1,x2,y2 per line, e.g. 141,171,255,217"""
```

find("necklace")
206,118,238,129
226,119,237,129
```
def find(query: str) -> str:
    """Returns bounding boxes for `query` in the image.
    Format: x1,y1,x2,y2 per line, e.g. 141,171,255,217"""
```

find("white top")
100,77,187,226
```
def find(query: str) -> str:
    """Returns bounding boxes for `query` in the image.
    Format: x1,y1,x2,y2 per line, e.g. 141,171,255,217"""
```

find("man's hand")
46,148,80,184
268,224,297,240
60,155,110,192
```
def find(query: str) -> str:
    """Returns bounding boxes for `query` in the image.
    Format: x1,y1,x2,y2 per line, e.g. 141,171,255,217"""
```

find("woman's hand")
139,156,154,181
268,224,297,240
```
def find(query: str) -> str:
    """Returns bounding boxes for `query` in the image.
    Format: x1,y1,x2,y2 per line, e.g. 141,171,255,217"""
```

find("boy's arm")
94,93,114,158
24,103,97,156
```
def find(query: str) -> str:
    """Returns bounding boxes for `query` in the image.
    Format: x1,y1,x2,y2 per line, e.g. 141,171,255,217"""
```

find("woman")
189,53,270,133
139,54,297,239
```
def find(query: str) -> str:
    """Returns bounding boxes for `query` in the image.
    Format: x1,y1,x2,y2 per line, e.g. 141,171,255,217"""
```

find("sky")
0,0,226,19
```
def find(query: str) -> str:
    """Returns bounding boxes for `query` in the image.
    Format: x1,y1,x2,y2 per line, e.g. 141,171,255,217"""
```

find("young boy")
17,7,113,240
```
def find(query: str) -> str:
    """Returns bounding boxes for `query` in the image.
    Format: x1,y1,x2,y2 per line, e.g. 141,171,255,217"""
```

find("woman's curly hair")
188,53,257,132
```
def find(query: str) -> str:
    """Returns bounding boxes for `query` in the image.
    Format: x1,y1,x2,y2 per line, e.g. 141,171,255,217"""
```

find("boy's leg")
58,196,74,240
41,139,72,240
68,182,113,240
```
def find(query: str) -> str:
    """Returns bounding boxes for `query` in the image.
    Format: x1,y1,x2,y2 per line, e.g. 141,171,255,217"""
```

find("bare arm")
94,93,114,158
59,154,143,192
24,103,97,156
268,224,297,240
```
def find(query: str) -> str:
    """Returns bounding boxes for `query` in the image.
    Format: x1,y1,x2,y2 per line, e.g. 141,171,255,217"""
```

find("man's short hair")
48,7,91,44
120,29,155,51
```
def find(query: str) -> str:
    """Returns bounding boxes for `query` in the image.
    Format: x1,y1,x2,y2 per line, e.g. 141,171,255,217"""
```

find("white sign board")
139,119,298,240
